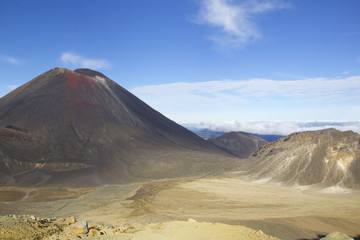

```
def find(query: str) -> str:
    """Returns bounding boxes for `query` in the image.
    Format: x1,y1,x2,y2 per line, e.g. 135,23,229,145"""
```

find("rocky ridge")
244,128,360,189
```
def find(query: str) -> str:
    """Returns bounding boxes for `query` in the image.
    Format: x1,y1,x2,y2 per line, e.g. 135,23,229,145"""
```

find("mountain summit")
0,68,232,186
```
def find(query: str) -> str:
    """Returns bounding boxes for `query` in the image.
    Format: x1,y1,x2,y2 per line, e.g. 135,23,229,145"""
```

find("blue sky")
1,0,360,134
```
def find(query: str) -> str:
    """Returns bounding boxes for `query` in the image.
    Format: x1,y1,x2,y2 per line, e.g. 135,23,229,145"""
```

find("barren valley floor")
1,178,359,240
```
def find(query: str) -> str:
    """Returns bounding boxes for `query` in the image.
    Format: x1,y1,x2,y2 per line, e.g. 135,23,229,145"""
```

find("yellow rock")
71,220,88,235
72,227,84,235
66,216,76,224
88,228,100,236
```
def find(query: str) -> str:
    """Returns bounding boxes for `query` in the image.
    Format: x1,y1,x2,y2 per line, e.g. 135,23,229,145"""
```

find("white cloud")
133,76,360,104
132,76,360,123
194,0,289,48
1,55,22,64
185,120,360,135
60,52,111,70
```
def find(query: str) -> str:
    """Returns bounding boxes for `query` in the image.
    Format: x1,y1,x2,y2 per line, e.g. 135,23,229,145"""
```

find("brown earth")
0,177,359,240
0,188,94,202
0,190,26,202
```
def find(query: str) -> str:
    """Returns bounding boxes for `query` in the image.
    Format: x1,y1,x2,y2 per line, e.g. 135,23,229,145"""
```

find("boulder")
88,228,100,236
71,220,88,235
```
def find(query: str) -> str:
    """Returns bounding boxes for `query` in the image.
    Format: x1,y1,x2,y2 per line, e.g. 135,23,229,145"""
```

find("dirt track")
1,178,359,240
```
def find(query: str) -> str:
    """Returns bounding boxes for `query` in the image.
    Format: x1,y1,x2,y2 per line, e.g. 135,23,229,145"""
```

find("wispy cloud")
60,52,111,70
185,120,360,135
194,0,289,48
0,54,23,65
133,76,360,104
132,76,360,123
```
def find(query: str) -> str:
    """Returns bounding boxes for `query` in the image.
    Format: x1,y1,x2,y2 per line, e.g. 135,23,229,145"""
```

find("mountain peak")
50,67,67,73
74,68,108,79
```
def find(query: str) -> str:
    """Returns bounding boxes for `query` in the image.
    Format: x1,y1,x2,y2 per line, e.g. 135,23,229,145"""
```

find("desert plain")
1,176,359,240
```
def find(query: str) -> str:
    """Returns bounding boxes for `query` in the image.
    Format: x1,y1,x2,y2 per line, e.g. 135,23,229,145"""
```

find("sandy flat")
126,220,279,240
1,178,359,240
149,178,360,239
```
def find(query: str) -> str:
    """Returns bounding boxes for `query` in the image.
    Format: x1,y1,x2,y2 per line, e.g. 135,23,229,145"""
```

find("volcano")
0,68,233,186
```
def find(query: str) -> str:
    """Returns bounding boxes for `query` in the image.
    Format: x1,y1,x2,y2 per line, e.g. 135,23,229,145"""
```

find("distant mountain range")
189,128,226,139
0,68,234,187
253,134,285,142
188,128,284,142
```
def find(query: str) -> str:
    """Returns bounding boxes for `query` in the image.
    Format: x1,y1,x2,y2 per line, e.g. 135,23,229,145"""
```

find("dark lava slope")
208,131,267,158
0,68,233,187
243,128,360,189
